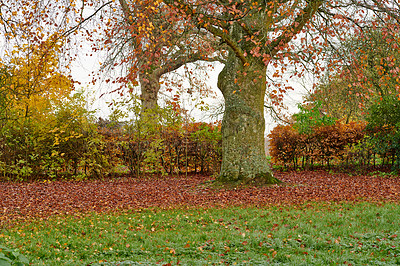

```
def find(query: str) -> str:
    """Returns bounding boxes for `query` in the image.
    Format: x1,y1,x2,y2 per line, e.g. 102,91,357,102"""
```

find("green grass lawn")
1,202,400,265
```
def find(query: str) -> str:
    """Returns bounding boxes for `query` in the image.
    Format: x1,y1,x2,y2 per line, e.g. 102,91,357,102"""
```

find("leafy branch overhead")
163,0,323,67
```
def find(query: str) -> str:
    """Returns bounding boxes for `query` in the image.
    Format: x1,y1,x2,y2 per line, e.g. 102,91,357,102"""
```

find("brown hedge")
268,121,366,168
99,121,222,176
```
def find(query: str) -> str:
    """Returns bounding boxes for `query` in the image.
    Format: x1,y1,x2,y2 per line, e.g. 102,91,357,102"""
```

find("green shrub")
366,96,400,170
0,90,112,180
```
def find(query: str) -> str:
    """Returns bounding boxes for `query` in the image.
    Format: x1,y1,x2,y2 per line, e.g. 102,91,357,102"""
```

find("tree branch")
61,1,113,38
265,105,292,124
267,0,324,57
163,0,248,66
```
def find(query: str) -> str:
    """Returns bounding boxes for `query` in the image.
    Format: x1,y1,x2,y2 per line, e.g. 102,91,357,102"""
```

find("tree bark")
139,70,161,114
217,54,280,185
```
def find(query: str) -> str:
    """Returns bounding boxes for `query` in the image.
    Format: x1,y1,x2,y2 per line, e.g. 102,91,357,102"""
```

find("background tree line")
269,24,400,172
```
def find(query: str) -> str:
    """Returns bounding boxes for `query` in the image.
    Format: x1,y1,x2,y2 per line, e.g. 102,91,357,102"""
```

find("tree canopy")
307,21,400,122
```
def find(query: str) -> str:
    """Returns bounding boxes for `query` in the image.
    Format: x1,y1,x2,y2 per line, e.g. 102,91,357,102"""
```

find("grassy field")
1,202,399,265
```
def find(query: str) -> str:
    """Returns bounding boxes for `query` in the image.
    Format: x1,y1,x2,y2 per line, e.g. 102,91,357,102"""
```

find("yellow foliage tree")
2,34,73,123
0,35,79,179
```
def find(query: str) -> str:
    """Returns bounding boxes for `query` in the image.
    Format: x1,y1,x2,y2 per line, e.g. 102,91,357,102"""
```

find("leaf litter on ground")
0,170,399,224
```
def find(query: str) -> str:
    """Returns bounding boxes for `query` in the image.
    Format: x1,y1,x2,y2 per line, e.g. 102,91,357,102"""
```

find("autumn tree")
0,36,113,179
1,37,73,123
94,0,221,114
306,76,365,123
0,0,114,91
308,24,400,122
0,37,72,178
141,0,330,184
0,67,12,131
0,1,116,179
132,0,400,185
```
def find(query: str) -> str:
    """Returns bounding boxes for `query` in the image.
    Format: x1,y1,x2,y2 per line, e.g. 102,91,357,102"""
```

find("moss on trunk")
217,54,279,185
139,71,160,114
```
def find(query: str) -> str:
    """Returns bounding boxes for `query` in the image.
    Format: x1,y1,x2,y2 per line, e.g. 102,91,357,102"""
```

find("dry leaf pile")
1,170,399,224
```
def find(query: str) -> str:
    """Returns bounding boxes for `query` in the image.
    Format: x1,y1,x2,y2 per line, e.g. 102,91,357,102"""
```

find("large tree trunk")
217,55,280,185
139,71,161,114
